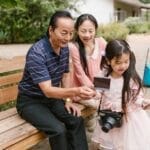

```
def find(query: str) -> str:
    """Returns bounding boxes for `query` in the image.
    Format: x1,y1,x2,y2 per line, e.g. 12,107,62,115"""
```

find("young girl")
92,39,150,150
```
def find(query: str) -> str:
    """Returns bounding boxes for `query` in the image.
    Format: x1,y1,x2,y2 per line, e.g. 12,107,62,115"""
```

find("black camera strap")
98,90,105,114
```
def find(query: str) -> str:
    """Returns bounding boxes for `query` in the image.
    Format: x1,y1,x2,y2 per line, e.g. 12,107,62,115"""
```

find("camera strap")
98,90,105,114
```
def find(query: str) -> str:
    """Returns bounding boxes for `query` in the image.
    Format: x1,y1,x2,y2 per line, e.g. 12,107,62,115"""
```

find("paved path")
127,34,150,99
0,44,31,59
127,34,150,78
0,34,150,150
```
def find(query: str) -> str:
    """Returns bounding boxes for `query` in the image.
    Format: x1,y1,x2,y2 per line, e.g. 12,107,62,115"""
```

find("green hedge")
97,23,129,42
123,17,150,34
0,0,79,44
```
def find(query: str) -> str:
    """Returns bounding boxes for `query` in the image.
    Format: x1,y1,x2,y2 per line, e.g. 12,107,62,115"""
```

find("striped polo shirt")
18,36,69,97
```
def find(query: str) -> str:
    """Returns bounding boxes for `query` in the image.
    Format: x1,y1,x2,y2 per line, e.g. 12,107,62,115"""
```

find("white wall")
72,0,114,24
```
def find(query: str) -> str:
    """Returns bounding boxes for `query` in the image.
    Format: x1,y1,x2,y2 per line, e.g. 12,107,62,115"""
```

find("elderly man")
16,10,95,150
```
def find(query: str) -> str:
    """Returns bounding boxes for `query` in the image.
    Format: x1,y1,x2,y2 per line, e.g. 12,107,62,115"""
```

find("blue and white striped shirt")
18,36,69,97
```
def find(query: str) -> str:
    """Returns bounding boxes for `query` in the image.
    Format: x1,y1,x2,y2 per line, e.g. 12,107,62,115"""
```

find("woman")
69,14,107,108
69,14,107,148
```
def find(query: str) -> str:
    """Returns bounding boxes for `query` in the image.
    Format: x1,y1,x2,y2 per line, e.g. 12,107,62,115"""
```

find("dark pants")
16,94,88,150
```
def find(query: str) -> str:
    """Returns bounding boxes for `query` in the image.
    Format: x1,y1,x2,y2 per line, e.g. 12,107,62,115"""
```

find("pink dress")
92,76,150,150
69,37,106,88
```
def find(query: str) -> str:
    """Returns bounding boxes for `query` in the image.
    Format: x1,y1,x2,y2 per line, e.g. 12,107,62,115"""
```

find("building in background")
71,0,150,24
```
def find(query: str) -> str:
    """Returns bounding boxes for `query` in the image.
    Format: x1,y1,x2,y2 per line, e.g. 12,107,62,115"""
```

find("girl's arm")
130,80,149,108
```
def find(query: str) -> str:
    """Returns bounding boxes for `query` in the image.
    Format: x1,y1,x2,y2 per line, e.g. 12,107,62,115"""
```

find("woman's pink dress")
69,37,106,107
92,76,150,150
69,37,106,88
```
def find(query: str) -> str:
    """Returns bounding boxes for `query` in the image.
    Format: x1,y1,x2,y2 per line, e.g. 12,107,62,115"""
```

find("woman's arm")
69,42,93,87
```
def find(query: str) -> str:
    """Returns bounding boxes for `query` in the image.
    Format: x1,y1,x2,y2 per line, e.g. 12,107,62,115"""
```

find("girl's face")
77,20,96,45
108,53,130,78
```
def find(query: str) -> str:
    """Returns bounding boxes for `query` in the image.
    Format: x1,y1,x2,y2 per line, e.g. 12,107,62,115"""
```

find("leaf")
0,0,17,8
139,0,150,3
0,0,25,9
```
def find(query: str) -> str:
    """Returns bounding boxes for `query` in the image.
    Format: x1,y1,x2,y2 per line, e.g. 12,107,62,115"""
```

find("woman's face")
77,20,96,45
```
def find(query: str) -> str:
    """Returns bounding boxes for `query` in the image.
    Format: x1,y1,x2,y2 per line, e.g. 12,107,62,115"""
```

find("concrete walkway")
127,34,150,100
127,34,150,79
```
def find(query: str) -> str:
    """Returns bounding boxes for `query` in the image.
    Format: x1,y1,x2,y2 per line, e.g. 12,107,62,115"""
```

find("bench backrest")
0,56,25,105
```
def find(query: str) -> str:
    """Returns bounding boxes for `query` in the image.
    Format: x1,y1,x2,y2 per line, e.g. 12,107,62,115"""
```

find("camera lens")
101,123,112,133
101,117,116,133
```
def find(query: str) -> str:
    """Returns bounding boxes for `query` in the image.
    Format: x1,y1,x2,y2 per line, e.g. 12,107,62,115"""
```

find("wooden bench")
0,56,96,150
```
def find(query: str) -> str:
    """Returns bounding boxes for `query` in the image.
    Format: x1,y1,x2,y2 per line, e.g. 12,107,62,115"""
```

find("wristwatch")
65,98,72,103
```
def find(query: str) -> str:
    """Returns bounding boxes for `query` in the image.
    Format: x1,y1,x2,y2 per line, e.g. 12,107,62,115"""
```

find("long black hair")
74,14,98,75
101,39,142,114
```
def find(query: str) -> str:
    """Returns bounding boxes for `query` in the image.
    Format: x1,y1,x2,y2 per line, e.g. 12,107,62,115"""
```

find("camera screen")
94,77,111,90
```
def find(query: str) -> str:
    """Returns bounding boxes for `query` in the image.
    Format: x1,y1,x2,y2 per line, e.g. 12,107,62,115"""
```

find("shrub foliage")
123,17,150,34
0,0,79,43
97,23,129,42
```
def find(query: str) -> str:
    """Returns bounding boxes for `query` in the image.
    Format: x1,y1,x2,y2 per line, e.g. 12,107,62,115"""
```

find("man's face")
49,18,74,50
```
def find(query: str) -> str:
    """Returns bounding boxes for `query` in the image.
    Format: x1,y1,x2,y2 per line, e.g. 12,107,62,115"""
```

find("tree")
139,0,150,3
0,0,80,43
0,0,25,8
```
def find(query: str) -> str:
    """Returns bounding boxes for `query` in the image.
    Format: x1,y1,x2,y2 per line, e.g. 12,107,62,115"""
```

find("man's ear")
48,26,54,36
48,26,52,33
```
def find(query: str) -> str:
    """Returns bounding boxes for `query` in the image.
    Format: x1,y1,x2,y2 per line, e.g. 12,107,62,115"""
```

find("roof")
116,0,150,8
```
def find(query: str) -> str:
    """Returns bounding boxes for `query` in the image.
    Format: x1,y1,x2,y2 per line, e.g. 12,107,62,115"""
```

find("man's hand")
77,86,96,100
65,102,81,117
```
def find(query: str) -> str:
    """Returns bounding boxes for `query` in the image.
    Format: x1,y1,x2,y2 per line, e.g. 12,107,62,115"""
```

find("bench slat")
6,132,46,150
0,114,25,134
0,72,22,87
0,56,25,74
0,108,17,121
0,106,95,150
0,123,40,149
0,85,18,104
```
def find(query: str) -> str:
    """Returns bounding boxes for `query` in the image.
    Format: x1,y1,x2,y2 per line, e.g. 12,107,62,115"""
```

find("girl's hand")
142,98,150,109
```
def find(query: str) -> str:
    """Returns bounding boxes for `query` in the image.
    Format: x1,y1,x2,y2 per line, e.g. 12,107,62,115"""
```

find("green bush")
123,17,150,34
0,0,79,44
146,21,150,33
97,23,129,42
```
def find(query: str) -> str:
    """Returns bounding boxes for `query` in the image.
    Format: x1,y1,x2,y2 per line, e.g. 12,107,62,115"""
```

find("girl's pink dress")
92,76,150,150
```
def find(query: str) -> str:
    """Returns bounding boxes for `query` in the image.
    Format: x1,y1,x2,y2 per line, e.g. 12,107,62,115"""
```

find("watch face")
94,77,110,91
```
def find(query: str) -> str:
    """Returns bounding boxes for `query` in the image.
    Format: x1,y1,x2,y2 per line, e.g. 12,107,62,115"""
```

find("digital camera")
99,110,123,133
